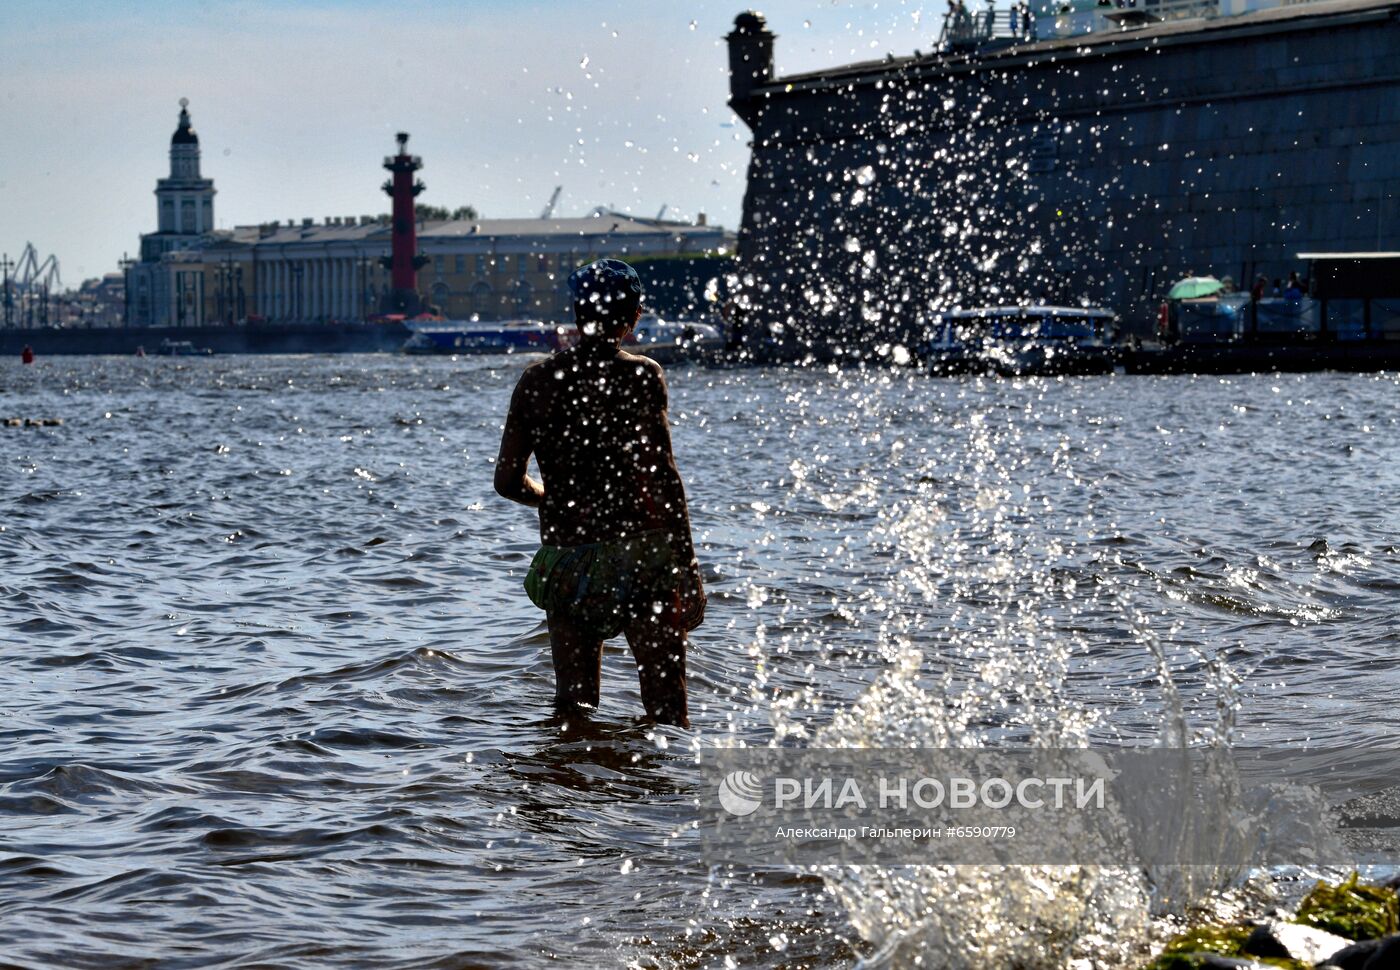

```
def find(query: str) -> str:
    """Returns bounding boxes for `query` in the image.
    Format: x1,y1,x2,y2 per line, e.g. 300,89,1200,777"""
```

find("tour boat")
401,319,568,355
919,306,1118,376
625,315,724,363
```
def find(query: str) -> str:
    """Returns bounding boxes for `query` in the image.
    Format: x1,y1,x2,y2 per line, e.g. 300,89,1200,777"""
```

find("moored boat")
159,338,214,356
625,315,724,364
919,306,1118,376
1122,253,1400,374
401,319,568,355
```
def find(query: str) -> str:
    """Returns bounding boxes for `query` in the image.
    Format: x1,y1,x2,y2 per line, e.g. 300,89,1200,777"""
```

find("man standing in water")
494,259,705,726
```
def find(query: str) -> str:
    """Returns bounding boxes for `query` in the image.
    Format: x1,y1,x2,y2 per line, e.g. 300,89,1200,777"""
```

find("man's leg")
624,592,689,727
546,612,604,720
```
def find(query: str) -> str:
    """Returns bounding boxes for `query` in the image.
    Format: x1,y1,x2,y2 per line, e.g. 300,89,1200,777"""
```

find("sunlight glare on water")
705,364,1400,968
4,357,1400,967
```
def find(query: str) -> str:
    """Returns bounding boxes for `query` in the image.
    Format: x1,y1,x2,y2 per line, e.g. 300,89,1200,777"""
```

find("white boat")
159,339,213,356
920,306,1118,375
625,315,724,363
401,319,567,355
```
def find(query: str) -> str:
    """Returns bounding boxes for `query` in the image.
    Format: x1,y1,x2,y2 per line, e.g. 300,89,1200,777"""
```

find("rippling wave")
3,356,1398,966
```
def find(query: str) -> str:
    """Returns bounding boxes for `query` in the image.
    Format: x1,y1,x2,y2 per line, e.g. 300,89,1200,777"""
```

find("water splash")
746,370,1265,968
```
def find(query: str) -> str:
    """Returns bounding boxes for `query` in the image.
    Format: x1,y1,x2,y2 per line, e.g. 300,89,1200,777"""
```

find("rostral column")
380,131,429,316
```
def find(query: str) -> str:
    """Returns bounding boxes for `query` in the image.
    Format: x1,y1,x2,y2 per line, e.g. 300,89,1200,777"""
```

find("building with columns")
234,212,728,324
127,105,732,328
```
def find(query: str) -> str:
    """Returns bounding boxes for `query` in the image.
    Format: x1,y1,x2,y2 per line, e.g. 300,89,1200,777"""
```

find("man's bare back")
507,344,690,551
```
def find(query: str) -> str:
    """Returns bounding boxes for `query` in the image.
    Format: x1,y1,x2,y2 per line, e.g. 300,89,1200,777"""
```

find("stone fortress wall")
726,0,1400,346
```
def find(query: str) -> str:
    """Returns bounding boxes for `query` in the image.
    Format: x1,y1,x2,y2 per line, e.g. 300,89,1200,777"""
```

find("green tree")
379,204,479,222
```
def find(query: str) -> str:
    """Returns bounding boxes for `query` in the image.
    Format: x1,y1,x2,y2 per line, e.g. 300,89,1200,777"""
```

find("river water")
2,354,1398,968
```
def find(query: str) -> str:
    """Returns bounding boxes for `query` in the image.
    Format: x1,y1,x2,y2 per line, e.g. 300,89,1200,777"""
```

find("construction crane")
10,242,63,326
540,186,562,220
16,242,62,292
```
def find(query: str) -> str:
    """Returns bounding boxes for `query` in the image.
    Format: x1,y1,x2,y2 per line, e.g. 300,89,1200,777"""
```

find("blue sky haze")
1,1,939,280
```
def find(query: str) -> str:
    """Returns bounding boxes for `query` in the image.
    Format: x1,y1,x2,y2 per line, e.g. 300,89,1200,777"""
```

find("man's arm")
636,363,705,625
494,368,545,508
636,366,696,561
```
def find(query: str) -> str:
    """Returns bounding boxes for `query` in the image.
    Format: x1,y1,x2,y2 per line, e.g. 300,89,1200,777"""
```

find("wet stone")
1358,934,1400,970
1317,935,1383,970
1242,920,1351,965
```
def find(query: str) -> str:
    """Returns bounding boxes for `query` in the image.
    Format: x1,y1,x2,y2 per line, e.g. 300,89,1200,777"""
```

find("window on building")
475,254,486,276
471,281,495,320
455,254,465,274
537,254,549,273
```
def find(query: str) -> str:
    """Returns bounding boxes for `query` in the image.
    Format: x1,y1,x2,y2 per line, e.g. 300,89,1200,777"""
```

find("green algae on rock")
1292,872,1399,941
1140,924,1307,970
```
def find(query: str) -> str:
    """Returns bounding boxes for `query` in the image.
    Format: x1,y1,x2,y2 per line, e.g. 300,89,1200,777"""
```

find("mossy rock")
1139,924,1307,970
1292,872,1399,941
1160,924,1255,957
1141,952,1307,970
1141,953,1242,970
1140,955,1224,970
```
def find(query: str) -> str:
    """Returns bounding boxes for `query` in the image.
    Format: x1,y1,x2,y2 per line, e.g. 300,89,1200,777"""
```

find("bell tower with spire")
154,98,216,237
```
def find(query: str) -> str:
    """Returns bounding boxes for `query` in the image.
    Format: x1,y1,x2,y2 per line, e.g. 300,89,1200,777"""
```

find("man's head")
567,258,644,341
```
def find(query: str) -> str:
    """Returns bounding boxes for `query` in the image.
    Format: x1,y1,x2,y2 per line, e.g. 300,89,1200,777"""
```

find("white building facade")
126,104,732,327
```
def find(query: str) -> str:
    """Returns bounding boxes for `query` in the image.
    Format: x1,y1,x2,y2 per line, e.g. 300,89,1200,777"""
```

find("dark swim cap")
567,258,644,305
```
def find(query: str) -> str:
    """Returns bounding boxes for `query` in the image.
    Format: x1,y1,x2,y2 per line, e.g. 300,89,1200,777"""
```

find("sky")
0,0,945,284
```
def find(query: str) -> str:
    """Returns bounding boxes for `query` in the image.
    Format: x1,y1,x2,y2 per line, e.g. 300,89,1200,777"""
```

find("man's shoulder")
615,350,667,411
617,349,665,380
510,357,559,404
516,355,558,384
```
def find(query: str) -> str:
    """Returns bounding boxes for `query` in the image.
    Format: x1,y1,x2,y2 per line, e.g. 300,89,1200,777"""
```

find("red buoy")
21,345,34,365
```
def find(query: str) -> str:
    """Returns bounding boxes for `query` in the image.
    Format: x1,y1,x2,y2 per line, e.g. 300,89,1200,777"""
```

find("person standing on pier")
494,258,705,727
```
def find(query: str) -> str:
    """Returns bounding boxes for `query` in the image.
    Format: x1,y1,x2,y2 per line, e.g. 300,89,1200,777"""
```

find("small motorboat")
159,339,213,356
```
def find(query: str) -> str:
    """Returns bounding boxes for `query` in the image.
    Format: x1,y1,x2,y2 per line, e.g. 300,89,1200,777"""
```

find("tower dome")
155,97,215,235
171,97,198,145
733,11,769,34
